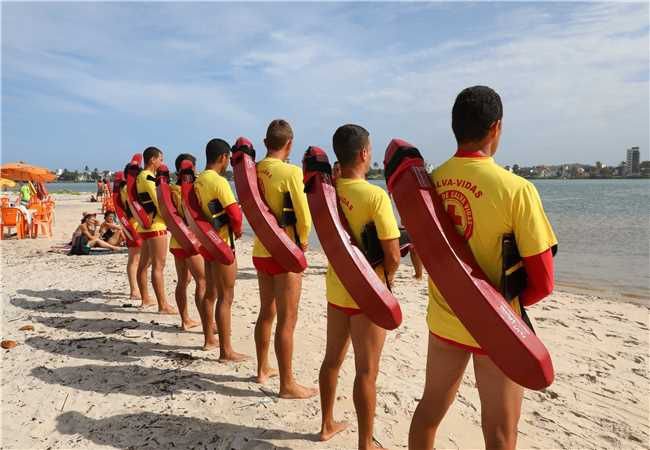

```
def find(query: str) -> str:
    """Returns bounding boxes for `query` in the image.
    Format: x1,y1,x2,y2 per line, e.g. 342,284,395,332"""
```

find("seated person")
70,212,121,254
99,211,126,246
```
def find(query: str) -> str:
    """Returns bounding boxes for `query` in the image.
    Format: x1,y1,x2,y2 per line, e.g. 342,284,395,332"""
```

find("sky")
2,2,649,171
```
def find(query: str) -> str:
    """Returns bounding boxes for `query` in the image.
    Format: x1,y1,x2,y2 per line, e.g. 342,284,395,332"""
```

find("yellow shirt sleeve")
195,170,236,243
288,166,312,246
372,189,400,241
512,182,557,257
215,176,237,209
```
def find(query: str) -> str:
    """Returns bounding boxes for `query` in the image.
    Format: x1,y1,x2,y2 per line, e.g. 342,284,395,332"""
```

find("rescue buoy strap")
384,146,423,183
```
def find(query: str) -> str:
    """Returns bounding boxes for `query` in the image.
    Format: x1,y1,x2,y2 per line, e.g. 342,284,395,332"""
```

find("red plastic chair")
0,207,26,239
31,203,53,238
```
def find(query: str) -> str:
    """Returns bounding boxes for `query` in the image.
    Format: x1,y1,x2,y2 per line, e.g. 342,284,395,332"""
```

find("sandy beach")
1,194,648,450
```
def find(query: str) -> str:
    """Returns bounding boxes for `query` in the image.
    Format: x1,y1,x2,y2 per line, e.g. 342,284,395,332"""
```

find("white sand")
1,194,648,449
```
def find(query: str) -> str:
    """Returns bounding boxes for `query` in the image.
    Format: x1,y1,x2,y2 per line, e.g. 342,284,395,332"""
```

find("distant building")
626,147,640,175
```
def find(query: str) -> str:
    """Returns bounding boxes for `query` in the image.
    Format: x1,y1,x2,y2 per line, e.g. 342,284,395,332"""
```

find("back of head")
205,138,231,165
175,153,196,172
265,119,293,151
143,146,162,164
451,86,502,145
332,124,369,166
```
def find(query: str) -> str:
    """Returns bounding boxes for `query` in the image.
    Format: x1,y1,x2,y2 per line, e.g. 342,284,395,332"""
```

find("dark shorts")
253,256,287,276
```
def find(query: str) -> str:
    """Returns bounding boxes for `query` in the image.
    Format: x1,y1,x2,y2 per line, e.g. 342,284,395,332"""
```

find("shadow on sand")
57,410,313,449
32,363,265,399
33,315,180,335
24,335,199,364
12,291,156,315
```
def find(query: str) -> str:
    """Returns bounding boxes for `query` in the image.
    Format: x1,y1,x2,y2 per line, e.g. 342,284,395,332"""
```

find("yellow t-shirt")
120,186,139,232
325,178,400,309
252,157,312,258
194,169,237,243
427,156,557,348
135,169,166,233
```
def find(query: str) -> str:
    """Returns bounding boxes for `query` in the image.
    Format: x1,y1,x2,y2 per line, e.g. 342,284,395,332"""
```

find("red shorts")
328,302,362,316
253,257,287,276
430,331,486,355
140,230,168,240
170,247,193,259
126,239,141,248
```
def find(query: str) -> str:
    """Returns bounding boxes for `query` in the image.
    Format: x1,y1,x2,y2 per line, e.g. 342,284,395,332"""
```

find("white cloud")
2,2,648,168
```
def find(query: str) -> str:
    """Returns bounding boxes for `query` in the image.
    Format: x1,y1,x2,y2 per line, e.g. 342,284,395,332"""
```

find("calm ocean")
44,179,650,299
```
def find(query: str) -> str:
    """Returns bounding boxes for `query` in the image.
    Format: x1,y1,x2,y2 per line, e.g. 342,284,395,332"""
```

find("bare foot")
319,421,349,441
181,320,201,331
202,340,219,351
139,299,156,309
256,367,279,384
158,305,178,315
219,351,249,362
129,293,142,300
279,382,318,399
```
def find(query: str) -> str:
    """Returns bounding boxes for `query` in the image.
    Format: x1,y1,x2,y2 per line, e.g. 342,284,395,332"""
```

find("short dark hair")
143,146,162,164
265,119,293,151
332,124,369,166
175,153,196,172
451,86,503,144
205,138,231,164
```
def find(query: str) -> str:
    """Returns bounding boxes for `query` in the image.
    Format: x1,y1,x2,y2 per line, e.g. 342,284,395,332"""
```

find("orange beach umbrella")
0,162,56,183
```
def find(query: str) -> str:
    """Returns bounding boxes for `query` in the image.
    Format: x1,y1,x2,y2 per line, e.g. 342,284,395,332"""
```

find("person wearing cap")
115,171,146,300
194,138,246,360
135,147,177,314
169,153,204,332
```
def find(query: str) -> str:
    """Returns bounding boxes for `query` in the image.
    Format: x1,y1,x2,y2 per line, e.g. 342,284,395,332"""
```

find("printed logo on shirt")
440,190,473,240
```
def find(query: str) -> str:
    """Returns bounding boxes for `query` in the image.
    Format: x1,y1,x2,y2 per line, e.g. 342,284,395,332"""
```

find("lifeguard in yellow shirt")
169,153,204,331
409,86,558,450
194,138,246,361
252,119,316,399
135,147,176,315
119,181,146,300
318,124,401,449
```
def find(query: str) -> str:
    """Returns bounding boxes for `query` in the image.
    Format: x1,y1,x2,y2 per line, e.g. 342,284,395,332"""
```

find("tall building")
626,147,640,175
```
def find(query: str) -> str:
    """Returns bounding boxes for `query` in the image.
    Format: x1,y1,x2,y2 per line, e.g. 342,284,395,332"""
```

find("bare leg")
201,260,219,350
275,272,317,399
474,354,523,450
127,247,141,299
149,235,175,314
186,253,207,329
254,271,278,383
215,258,247,361
408,334,470,450
136,242,155,307
89,239,121,251
319,304,351,441
173,255,200,330
350,313,387,450
410,248,423,280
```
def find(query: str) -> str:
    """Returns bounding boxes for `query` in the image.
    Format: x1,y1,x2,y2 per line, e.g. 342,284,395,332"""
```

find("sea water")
44,179,649,299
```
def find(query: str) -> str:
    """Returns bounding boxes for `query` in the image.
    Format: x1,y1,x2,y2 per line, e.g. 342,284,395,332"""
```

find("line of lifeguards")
109,85,558,450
